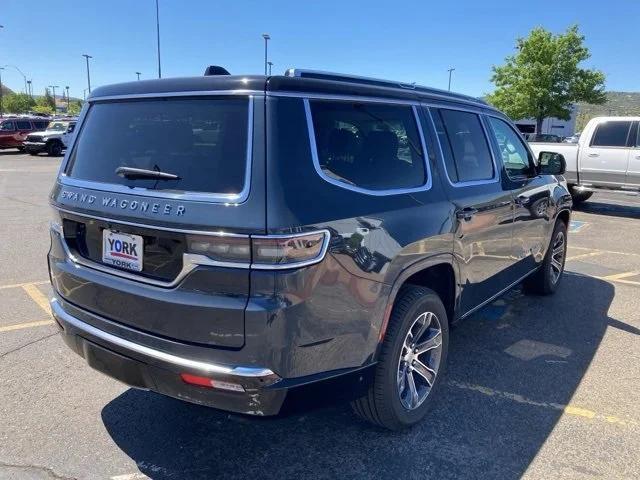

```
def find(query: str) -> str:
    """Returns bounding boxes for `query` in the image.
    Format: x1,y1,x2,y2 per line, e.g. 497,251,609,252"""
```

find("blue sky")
1,0,637,99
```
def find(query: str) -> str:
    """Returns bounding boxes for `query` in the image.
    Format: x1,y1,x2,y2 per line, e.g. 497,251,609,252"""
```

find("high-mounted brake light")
186,230,330,269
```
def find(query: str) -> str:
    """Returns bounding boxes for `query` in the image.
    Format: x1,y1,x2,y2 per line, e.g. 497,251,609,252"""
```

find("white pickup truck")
529,117,640,203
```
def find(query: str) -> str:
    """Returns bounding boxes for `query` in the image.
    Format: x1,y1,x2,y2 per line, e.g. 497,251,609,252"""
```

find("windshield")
47,122,69,131
65,97,250,195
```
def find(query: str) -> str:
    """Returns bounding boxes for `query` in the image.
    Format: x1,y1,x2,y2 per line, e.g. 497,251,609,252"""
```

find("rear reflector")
180,373,245,392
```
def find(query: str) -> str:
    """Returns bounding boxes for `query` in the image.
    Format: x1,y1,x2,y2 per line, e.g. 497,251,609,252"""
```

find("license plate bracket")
102,229,144,272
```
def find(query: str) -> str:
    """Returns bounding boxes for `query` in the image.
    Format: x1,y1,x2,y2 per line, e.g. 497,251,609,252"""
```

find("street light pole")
65,86,70,111
155,0,162,78
82,54,92,93
0,67,4,118
27,80,32,98
262,33,270,75
136,72,141,81
48,85,59,113
447,67,455,91
267,61,273,75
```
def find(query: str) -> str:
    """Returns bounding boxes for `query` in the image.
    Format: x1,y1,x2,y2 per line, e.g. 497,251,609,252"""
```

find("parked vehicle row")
529,116,640,203
48,67,571,430
0,116,77,155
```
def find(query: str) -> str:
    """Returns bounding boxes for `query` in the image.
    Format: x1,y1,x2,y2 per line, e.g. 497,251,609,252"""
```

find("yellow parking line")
598,271,640,281
22,283,51,315
569,246,640,258
449,380,637,428
0,319,55,333
0,280,48,291
566,251,605,261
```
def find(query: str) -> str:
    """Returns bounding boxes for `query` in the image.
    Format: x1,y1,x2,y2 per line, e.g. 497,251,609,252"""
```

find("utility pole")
48,85,59,113
262,33,270,75
136,71,141,81
65,86,70,111
447,67,455,91
82,54,92,94
27,80,32,97
155,0,162,78
267,61,273,75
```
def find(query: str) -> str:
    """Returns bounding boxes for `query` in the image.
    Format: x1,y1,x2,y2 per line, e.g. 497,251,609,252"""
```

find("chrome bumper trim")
50,297,278,379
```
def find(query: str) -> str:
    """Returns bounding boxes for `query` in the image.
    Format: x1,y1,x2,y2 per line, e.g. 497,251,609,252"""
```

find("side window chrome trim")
303,98,433,196
58,96,255,205
425,106,500,188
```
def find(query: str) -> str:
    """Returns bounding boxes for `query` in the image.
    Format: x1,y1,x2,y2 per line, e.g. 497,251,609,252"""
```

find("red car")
0,117,50,151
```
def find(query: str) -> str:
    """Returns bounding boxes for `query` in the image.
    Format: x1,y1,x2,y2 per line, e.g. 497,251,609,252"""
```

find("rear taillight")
185,230,329,269
186,235,251,263
252,232,327,267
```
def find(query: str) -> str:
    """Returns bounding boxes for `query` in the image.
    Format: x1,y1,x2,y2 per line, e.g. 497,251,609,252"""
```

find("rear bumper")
51,296,288,415
51,296,376,416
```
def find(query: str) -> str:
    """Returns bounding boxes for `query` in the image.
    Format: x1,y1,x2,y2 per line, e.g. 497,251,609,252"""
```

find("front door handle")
587,153,600,157
456,207,478,221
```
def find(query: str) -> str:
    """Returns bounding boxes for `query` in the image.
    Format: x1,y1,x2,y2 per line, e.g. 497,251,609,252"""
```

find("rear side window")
307,100,427,191
16,120,32,130
66,97,250,195
591,121,632,147
34,121,48,129
433,109,494,183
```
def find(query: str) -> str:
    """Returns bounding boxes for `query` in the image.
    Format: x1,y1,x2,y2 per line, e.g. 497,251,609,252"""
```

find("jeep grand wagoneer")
48,68,571,430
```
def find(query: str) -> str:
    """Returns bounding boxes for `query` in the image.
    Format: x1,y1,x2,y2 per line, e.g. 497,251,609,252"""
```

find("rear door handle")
587,153,600,157
456,208,478,221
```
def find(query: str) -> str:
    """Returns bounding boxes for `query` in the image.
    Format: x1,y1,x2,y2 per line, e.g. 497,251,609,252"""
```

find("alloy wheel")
397,311,443,410
550,230,566,284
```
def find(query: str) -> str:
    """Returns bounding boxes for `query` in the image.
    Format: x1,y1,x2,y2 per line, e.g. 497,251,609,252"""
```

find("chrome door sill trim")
459,268,539,320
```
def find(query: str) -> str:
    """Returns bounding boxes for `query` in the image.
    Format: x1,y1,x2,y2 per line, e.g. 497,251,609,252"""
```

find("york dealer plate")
102,229,143,272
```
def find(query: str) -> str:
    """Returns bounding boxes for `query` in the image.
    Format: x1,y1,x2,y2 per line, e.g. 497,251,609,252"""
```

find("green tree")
4,93,36,113
33,95,54,115
67,100,83,116
486,25,606,133
43,88,56,110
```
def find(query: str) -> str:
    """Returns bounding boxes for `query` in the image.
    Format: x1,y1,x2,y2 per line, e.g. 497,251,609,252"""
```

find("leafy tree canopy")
486,25,606,132
3,93,36,114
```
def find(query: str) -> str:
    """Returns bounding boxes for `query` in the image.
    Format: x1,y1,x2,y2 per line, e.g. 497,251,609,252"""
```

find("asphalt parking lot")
0,150,639,480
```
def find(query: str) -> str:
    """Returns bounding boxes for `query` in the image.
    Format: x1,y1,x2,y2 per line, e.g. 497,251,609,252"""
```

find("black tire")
569,186,593,205
351,285,449,430
47,141,63,157
523,220,568,295
16,146,25,152
28,151,38,156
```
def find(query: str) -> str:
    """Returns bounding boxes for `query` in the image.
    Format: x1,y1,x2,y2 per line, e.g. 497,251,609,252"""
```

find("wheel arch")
377,255,459,351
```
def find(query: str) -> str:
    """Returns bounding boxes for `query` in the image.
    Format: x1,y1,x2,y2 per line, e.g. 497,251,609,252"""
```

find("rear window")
16,120,32,130
590,121,632,147
308,100,427,191
66,97,250,195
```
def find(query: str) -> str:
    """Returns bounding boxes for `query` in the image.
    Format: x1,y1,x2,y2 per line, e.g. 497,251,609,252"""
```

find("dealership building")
513,104,578,137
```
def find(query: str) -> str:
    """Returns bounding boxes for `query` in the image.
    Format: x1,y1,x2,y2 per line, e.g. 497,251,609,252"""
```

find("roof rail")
284,68,488,106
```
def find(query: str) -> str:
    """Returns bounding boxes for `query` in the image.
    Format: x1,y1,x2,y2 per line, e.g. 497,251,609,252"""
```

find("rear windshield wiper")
115,166,180,181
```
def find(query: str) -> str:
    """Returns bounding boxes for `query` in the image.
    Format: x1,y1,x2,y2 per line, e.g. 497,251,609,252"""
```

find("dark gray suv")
48,68,571,430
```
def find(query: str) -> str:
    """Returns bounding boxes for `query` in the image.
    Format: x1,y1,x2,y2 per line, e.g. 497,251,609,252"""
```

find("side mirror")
537,151,566,175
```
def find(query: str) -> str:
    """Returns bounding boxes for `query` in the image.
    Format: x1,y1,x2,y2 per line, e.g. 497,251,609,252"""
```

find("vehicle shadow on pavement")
101,273,636,479
575,200,640,220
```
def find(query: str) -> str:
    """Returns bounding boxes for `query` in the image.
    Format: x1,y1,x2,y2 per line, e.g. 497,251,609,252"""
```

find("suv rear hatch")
51,89,266,348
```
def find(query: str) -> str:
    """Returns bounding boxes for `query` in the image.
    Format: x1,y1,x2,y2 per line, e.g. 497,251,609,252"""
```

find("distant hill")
577,91,640,131
0,85,15,96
